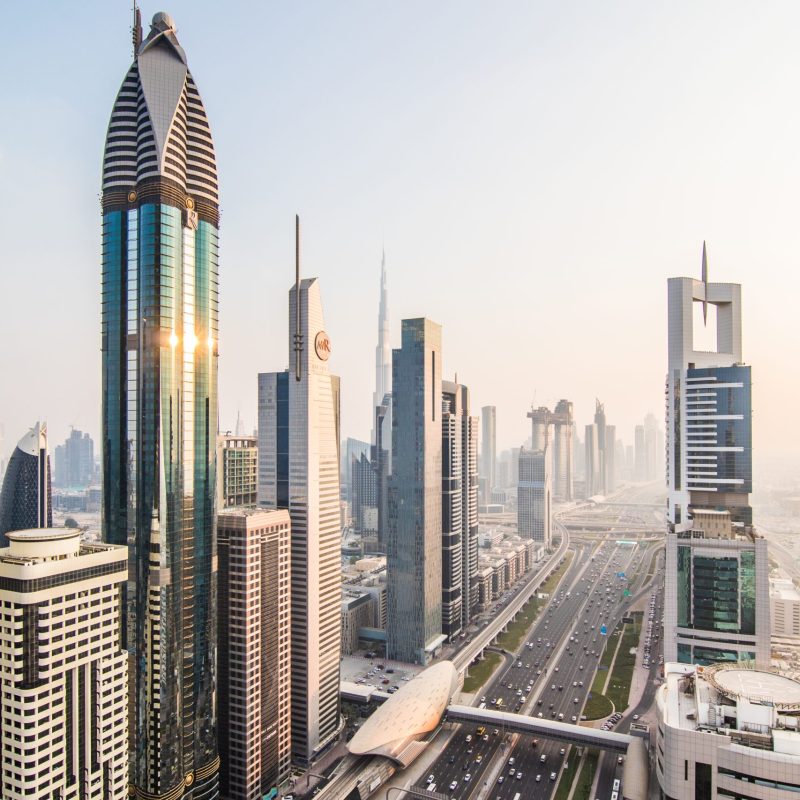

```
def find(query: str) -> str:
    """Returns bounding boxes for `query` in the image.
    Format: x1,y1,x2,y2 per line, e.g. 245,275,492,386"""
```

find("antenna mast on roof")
294,214,303,381
132,1,143,56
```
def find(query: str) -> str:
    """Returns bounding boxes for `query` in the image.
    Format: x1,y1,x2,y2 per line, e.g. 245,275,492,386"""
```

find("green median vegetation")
497,552,574,652
606,612,642,711
554,748,598,800
463,651,502,694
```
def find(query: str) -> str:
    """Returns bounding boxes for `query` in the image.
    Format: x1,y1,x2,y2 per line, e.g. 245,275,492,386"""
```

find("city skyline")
2,3,799,464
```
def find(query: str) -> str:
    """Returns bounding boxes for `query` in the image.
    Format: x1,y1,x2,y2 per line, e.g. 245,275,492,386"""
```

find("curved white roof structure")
348,661,459,766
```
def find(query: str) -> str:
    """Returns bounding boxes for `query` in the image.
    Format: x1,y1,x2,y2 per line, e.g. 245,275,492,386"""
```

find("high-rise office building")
257,269,342,764
101,12,219,795
0,527,128,800
54,428,95,488
666,250,751,528
0,422,51,547
344,437,370,510
387,319,445,664
351,451,378,535
217,509,292,798
372,395,392,549
441,380,479,638
664,510,769,667
372,250,391,445
216,434,258,509
517,445,552,546
663,251,766,670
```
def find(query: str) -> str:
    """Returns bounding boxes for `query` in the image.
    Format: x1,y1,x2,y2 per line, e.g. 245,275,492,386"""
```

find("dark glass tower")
101,11,219,798
0,422,51,546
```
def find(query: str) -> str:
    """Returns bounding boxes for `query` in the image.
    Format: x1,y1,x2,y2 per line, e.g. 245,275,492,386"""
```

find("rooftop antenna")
294,214,303,381
132,0,142,56
701,240,709,325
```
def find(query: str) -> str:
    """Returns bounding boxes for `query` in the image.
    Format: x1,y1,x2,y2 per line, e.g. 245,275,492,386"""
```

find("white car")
464,773,471,782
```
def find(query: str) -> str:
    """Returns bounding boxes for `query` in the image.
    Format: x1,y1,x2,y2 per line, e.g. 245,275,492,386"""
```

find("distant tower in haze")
387,318,445,664
634,424,646,481
0,422,51,547
372,249,391,443
479,406,496,503
552,400,574,500
528,403,573,501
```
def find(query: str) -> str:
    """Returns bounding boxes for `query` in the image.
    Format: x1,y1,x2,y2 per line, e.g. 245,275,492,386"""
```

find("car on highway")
550,772,557,781
464,773,471,782
449,781,457,791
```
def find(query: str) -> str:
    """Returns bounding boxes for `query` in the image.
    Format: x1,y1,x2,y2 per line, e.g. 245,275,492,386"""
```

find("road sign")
600,624,608,636
623,589,630,597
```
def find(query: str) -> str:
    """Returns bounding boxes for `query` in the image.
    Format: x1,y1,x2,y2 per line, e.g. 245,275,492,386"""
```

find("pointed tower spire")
294,214,303,381
372,246,391,441
701,240,709,325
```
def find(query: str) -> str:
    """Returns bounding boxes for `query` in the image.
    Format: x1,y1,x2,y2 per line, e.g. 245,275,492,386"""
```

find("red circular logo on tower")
315,331,331,361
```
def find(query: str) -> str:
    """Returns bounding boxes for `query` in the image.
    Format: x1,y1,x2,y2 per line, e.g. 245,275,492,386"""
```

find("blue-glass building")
101,12,219,798
684,365,752,525
0,422,51,546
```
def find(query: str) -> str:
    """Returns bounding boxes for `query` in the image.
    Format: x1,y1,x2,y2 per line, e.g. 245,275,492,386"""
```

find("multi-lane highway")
418,535,660,800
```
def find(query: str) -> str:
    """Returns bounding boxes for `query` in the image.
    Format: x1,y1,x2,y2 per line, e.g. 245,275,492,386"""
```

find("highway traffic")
418,535,660,800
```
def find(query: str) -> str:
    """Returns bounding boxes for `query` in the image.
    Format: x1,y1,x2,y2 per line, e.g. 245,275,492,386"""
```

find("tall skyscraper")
0,422,51,547
217,508,292,798
372,394,392,548
666,248,751,528
517,445,552,546
387,319,445,664
54,428,95,488
372,249,391,444
101,12,219,796
480,406,496,502
351,451,378,535
663,248,765,670
441,380,479,638
257,253,342,764
0,527,129,799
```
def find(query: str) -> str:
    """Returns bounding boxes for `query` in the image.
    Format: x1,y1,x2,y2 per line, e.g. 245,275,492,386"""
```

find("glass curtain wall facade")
101,13,219,798
387,319,444,665
0,422,52,546
684,366,752,524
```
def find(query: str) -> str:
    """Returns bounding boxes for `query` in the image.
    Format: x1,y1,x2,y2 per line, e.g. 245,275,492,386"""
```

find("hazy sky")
1,1,799,463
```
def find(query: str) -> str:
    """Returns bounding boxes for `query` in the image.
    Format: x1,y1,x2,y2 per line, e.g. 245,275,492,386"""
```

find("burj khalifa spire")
372,248,391,436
